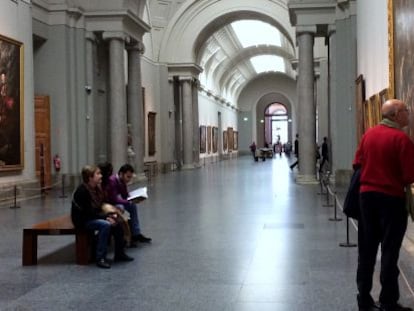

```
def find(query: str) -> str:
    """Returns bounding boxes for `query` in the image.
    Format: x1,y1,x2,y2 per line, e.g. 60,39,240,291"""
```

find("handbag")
343,168,360,220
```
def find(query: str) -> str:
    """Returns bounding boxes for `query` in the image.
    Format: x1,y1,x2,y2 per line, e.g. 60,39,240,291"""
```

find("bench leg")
22,229,37,266
76,232,90,265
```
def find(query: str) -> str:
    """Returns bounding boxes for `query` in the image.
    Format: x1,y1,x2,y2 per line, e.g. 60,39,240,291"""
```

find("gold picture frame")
0,34,24,171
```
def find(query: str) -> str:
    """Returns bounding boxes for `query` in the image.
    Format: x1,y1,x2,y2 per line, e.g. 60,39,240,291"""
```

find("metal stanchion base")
9,205,20,209
339,242,357,247
59,194,68,198
329,217,342,221
323,203,334,207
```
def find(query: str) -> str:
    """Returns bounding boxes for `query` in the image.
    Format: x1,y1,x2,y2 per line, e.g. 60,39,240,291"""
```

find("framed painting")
389,0,414,137
355,75,366,142
379,88,389,106
227,127,233,152
148,112,156,156
0,34,23,170
199,126,206,153
212,127,218,153
369,94,381,126
363,100,370,131
233,131,238,150
207,126,212,154
223,130,227,151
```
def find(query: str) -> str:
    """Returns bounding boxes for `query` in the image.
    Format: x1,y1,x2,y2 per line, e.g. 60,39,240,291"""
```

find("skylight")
250,55,285,74
231,20,281,48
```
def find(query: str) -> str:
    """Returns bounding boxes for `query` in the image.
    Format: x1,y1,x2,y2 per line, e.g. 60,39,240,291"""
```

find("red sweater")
353,124,414,197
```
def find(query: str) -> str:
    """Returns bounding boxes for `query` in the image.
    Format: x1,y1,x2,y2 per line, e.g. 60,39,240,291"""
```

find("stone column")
103,32,128,171
192,79,200,166
328,25,337,178
181,77,194,169
85,32,96,165
296,26,317,184
127,41,145,178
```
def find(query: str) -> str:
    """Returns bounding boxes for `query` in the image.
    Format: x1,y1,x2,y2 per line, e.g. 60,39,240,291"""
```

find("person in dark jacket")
319,136,329,173
105,164,151,244
71,165,133,269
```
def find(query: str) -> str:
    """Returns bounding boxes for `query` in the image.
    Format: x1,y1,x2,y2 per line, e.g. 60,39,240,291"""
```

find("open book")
127,187,148,204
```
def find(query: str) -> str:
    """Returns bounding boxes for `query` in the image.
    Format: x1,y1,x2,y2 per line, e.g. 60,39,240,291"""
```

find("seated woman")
71,165,133,269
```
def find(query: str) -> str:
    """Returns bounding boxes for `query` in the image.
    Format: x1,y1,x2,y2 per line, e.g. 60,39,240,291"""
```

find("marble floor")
1,156,414,310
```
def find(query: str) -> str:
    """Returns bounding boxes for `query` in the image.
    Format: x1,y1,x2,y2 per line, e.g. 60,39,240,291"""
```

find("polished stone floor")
1,156,414,310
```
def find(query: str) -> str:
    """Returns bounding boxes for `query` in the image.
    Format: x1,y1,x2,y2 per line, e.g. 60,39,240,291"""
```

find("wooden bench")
22,214,90,266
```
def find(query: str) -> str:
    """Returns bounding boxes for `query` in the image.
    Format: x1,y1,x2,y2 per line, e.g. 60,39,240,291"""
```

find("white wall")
357,0,388,97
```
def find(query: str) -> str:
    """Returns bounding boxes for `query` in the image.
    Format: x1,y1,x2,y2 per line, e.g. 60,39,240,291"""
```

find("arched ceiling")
198,20,296,103
154,0,296,106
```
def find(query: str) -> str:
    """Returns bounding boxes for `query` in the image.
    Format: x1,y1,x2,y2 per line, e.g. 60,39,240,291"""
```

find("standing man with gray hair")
354,99,414,311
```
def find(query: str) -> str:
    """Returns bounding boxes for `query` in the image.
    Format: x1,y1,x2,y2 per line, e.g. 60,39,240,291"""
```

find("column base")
296,174,319,184
181,163,201,170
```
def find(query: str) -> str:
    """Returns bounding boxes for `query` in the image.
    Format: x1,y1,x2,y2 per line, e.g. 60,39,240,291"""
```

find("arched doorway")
264,103,288,145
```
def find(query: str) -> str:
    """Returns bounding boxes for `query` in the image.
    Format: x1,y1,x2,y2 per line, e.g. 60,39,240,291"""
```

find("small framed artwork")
0,34,24,170
200,126,206,153
227,127,233,152
148,112,156,156
212,127,218,153
233,131,238,150
207,126,212,154
223,130,227,151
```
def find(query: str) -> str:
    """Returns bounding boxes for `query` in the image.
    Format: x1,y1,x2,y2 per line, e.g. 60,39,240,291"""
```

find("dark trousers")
319,156,329,172
357,192,407,306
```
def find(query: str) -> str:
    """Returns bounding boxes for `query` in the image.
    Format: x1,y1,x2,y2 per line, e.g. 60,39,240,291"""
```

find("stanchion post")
323,184,333,207
317,178,325,195
329,193,342,221
9,185,20,209
339,216,357,247
59,174,68,198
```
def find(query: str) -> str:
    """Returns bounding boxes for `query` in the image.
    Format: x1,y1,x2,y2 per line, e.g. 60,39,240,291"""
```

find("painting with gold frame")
363,100,371,131
388,0,414,137
369,94,381,126
0,34,23,171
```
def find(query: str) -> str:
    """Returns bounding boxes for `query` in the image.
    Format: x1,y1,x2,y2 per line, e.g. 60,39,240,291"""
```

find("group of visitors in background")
249,133,329,174
71,163,151,269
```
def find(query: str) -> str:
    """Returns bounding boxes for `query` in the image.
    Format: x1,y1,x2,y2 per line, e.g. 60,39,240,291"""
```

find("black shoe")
128,241,138,248
132,234,152,243
96,258,111,269
380,303,413,311
114,253,134,262
359,304,382,311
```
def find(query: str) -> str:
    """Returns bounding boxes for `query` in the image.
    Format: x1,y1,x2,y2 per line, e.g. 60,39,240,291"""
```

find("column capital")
126,41,145,54
328,24,336,36
102,31,130,44
85,31,97,42
296,25,317,36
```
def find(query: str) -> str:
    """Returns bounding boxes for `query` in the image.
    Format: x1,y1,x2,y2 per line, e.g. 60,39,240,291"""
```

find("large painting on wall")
389,0,414,137
0,34,23,170
223,130,227,151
